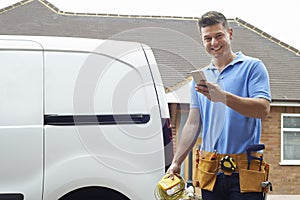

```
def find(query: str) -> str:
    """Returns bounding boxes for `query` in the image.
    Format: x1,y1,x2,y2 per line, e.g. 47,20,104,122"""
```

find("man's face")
201,23,233,59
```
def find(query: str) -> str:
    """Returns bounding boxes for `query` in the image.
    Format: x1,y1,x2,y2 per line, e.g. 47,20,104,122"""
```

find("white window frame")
280,113,300,165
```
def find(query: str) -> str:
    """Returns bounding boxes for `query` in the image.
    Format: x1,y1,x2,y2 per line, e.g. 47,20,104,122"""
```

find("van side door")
0,39,44,199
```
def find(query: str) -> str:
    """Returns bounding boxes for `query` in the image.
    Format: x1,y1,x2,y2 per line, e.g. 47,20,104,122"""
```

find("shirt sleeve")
248,60,272,102
190,80,200,108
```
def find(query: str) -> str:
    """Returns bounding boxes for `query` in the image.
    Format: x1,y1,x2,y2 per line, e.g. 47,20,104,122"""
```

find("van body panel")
43,126,163,199
0,40,44,199
44,49,159,115
0,35,170,200
141,44,169,119
43,41,165,199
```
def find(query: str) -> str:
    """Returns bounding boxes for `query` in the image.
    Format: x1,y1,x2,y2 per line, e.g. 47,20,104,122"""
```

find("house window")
281,114,300,165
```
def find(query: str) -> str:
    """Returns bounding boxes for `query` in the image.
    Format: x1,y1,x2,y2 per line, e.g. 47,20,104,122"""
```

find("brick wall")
170,103,300,194
262,106,300,194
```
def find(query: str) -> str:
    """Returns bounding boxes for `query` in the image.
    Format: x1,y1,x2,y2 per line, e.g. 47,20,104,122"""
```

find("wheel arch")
58,186,130,200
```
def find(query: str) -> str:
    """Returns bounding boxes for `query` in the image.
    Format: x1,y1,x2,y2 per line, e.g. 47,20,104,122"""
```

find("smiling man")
167,11,272,200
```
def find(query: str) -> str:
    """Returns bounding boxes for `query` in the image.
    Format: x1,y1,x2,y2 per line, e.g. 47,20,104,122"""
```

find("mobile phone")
191,69,207,84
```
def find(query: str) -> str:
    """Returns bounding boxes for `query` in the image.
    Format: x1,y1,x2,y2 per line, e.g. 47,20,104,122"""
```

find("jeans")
201,173,263,200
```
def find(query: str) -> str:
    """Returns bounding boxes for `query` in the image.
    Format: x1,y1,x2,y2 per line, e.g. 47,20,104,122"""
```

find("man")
167,11,271,200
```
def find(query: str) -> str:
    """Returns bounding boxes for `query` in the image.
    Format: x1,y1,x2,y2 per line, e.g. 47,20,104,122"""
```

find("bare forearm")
225,92,270,119
172,123,200,166
167,109,201,175
196,82,270,119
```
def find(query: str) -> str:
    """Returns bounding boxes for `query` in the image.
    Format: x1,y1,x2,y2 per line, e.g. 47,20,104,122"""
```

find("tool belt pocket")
238,160,270,193
194,158,218,191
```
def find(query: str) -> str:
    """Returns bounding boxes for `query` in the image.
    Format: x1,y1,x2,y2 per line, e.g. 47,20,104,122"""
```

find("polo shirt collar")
207,51,245,71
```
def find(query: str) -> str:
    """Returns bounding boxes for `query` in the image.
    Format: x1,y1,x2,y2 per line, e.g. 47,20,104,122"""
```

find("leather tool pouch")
238,159,270,193
193,153,218,191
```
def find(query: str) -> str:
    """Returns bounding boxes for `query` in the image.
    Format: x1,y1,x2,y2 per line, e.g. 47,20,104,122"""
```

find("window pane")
283,116,300,128
283,131,300,160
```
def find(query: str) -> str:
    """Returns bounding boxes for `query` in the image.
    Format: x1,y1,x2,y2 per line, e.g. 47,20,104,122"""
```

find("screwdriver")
210,150,217,160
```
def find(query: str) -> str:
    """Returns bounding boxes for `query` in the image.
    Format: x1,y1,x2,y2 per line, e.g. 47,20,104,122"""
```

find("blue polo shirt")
190,52,271,154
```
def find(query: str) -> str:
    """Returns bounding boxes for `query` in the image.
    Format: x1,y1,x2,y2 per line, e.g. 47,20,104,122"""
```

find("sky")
1,0,299,50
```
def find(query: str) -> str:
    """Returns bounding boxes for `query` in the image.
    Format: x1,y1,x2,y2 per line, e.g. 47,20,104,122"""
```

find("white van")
0,35,173,200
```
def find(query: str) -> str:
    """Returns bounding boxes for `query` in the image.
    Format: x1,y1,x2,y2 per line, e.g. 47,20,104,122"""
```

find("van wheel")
58,186,130,200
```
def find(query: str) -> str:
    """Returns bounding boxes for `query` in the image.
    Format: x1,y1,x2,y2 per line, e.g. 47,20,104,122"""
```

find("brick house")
1,0,300,196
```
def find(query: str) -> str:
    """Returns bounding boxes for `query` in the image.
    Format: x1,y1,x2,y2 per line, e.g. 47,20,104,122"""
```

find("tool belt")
193,150,270,193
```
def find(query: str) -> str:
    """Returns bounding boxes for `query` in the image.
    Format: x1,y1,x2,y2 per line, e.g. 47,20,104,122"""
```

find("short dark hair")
198,11,229,31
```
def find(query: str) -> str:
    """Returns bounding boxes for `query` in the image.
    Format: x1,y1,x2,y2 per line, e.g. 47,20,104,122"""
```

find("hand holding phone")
191,69,207,84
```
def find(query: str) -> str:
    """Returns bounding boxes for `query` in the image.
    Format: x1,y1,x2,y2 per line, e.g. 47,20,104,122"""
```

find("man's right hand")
166,162,181,180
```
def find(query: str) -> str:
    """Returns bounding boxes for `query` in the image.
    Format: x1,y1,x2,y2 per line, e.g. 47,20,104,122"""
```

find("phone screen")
191,70,207,84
